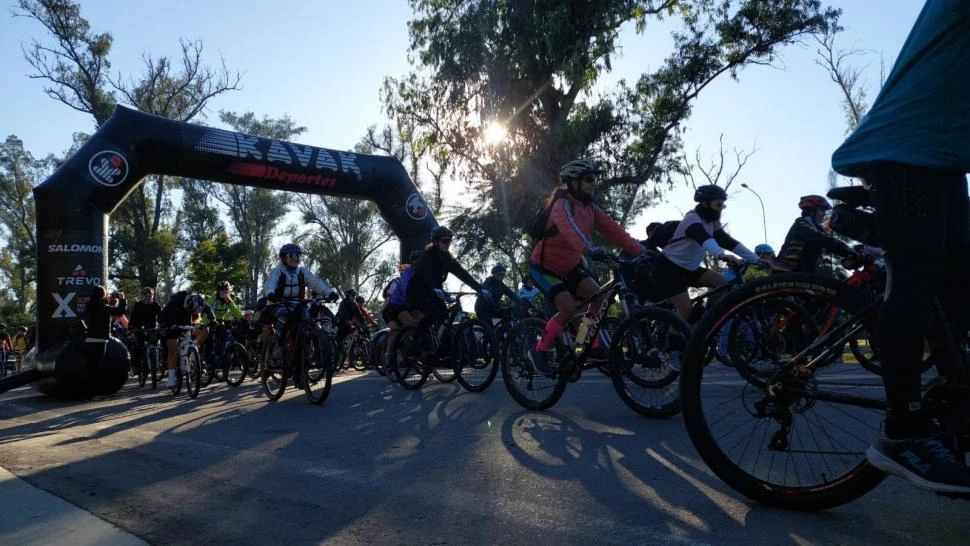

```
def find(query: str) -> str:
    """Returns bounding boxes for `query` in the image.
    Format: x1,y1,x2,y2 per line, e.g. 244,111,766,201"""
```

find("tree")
17,0,242,293
185,233,249,297
385,0,840,271
0,136,43,312
206,111,304,306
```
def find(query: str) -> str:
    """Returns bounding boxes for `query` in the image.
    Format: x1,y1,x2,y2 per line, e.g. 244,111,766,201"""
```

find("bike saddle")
827,185,871,208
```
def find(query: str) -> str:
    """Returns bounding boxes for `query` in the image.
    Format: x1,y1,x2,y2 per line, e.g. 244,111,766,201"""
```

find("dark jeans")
868,163,970,437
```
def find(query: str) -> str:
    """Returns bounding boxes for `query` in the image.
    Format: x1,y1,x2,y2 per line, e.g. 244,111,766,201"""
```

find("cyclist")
384,250,423,369
127,287,162,368
831,0,970,493
406,225,483,354
771,195,859,273
259,243,339,356
159,291,214,387
207,281,243,321
475,264,521,327
336,288,377,347
526,159,646,373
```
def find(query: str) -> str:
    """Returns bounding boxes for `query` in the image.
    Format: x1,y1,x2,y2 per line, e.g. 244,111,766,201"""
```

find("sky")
0,1,927,282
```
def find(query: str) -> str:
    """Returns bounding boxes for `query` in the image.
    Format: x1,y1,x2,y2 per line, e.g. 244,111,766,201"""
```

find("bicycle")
165,325,204,399
337,324,374,372
393,291,498,392
501,253,689,417
203,320,249,387
678,185,970,510
135,327,164,389
260,299,337,404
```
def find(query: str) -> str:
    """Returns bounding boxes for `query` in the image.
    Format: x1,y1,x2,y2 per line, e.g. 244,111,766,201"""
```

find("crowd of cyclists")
12,0,962,503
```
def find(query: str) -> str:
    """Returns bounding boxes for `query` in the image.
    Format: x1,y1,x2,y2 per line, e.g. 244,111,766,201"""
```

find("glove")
588,246,609,261
326,291,340,303
266,293,280,303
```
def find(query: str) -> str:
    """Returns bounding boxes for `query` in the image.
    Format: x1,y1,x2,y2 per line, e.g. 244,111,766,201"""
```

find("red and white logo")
405,193,428,220
88,150,129,187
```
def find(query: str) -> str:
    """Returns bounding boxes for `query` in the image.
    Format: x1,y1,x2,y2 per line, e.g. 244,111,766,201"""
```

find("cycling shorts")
529,263,591,300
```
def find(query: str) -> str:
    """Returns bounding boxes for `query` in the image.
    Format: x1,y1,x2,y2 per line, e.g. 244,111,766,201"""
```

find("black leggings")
869,163,970,436
408,287,448,341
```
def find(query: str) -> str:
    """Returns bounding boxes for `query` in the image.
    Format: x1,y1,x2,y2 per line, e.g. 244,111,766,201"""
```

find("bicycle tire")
303,331,335,405
261,339,287,401
372,330,389,376
146,345,161,390
609,307,689,418
137,357,148,388
199,349,215,388
396,326,430,390
453,319,498,392
224,343,248,387
680,273,886,510
500,318,567,410
185,346,202,399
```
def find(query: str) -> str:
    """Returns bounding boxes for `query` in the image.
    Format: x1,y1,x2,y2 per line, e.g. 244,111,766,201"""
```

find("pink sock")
591,331,601,349
536,318,564,351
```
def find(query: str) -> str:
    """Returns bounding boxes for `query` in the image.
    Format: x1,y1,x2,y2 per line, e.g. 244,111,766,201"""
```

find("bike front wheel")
261,340,287,401
303,332,335,405
395,326,430,390
452,319,498,392
224,343,248,387
184,346,202,399
500,318,567,410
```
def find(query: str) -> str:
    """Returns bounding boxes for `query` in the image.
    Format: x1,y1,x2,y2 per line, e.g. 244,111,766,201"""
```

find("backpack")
382,277,399,301
647,220,682,250
525,191,567,241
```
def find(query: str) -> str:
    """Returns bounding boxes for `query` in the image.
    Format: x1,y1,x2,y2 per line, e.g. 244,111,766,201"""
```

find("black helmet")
355,295,365,304
694,185,727,203
279,243,302,262
344,287,357,297
430,226,453,240
491,264,507,275
183,294,208,314
798,195,832,211
408,249,423,263
215,280,231,291
559,159,602,182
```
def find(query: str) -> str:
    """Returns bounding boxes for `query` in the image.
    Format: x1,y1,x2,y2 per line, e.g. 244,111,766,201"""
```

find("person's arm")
593,206,645,257
446,257,483,292
303,268,338,299
792,217,853,257
684,223,727,258
261,267,281,298
227,299,244,319
712,230,760,262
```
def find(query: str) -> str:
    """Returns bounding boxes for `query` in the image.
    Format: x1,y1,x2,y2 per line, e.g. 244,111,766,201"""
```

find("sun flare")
483,121,508,145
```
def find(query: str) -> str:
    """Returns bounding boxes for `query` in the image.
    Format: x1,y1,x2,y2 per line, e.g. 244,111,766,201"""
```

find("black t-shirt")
160,291,192,326
129,300,163,330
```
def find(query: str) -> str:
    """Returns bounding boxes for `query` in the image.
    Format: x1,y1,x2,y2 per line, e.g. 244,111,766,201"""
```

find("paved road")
0,370,966,545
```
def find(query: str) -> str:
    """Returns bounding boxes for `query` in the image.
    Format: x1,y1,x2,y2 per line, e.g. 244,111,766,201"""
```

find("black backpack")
526,191,566,241
647,220,682,250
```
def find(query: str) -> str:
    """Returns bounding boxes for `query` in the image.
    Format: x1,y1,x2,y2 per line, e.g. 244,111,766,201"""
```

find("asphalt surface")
0,369,967,545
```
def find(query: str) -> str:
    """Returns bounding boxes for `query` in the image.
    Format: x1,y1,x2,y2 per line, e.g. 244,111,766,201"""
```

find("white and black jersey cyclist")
653,184,760,320
259,243,339,342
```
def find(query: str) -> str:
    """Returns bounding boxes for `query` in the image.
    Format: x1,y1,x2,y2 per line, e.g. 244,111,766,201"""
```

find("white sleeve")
732,243,761,262
303,268,335,297
261,266,282,297
701,238,726,258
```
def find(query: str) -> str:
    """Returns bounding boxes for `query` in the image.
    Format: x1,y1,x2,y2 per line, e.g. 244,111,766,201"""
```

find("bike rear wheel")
453,319,498,392
609,307,688,418
395,326,430,390
680,273,887,510
261,339,287,401
501,318,567,410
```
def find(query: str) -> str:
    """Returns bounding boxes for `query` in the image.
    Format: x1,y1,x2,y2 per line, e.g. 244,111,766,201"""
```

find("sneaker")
526,345,555,375
166,373,176,388
866,432,970,494
271,345,284,359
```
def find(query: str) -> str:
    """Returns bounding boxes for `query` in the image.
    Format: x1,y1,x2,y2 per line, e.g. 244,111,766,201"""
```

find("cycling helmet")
216,280,231,291
279,243,302,262
183,294,207,314
693,185,728,202
754,244,775,255
344,287,357,297
243,309,254,317
355,295,365,304
559,159,602,182
430,226,453,240
798,195,832,211
408,249,423,263
491,264,507,275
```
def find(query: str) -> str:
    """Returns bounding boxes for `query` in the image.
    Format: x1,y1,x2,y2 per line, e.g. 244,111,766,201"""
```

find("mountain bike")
502,253,688,417
165,325,203,399
261,299,337,404
678,185,970,510
393,291,498,392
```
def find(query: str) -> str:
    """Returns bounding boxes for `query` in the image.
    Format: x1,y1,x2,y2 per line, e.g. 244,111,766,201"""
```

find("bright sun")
483,121,507,145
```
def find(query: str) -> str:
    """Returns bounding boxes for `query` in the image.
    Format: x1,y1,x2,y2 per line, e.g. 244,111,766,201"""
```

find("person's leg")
865,163,970,492
670,292,692,321
696,270,727,307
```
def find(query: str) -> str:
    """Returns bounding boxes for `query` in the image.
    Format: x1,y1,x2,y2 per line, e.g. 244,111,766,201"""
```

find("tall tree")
206,111,303,306
18,0,241,291
0,136,43,312
385,0,840,271
185,232,250,297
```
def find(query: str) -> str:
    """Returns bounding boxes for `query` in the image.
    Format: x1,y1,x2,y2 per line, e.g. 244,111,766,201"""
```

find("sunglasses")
285,252,301,259
580,175,599,185
438,238,453,244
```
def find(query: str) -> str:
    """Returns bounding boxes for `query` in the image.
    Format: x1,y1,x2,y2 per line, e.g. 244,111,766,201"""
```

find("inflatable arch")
26,105,437,398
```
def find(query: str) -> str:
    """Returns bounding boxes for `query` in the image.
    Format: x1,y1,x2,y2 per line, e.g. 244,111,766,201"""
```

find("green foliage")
186,233,249,297
0,135,43,312
387,0,840,272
